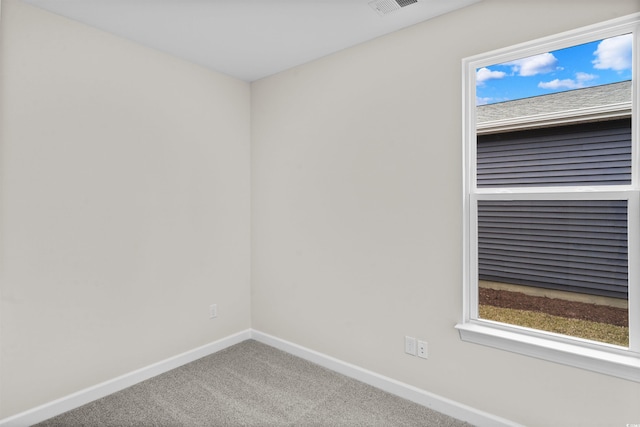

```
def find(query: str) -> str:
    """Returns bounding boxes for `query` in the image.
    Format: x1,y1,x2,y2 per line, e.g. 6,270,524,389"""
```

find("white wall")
0,0,251,417
250,1,640,426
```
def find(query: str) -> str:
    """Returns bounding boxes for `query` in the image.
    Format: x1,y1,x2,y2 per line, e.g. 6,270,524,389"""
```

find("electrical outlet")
209,304,217,319
417,340,428,359
405,336,416,356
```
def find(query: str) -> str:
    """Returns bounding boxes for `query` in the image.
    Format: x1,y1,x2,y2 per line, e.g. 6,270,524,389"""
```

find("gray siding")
476,119,631,299
477,119,632,187
478,199,628,299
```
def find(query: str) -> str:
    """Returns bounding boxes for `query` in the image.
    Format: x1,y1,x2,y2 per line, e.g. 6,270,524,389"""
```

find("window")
457,13,640,381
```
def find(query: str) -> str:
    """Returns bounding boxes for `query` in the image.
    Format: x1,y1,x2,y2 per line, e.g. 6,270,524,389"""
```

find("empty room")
1,0,639,425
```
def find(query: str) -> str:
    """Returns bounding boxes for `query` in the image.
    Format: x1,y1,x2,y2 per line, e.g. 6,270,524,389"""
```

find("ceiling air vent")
369,0,418,16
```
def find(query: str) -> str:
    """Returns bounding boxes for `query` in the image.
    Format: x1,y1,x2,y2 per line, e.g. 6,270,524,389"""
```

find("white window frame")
457,13,640,382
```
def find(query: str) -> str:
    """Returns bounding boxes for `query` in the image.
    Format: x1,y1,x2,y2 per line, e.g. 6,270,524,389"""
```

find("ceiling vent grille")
369,0,419,16
396,0,418,6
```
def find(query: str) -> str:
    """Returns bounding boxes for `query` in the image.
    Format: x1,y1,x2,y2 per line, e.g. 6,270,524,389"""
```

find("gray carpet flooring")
36,340,472,426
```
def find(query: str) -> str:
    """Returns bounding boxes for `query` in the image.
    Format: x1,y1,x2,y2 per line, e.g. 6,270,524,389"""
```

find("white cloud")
593,33,633,71
538,72,597,90
538,79,580,90
506,53,558,76
476,67,506,84
575,72,597,82
476,96,509,106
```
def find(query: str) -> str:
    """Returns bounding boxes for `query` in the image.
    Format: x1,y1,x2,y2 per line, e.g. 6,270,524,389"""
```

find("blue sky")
476,34,633,105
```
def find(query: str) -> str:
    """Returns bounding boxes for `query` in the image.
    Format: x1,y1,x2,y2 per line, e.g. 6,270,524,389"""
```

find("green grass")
479,305,629,347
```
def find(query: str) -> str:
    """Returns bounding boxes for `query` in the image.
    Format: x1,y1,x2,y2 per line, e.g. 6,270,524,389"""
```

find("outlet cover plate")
418,340,428,359
405,336,416,355
209,304,218,319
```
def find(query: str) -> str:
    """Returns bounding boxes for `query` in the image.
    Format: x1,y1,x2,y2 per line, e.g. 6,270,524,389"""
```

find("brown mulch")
479,288,628,327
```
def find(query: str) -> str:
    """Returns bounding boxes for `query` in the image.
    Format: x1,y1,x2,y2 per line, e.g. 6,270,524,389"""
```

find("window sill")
455,321,640,382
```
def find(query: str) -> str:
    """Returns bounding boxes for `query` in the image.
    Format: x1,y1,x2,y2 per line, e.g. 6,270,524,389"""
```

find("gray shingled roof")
477,80,631,123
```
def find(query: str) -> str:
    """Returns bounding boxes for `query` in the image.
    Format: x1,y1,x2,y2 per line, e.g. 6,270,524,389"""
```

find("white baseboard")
1,329,518,427
251,330,522,427
0,329,252,427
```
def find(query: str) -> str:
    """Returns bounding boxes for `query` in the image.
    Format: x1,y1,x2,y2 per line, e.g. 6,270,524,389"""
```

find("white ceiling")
20,0,480,82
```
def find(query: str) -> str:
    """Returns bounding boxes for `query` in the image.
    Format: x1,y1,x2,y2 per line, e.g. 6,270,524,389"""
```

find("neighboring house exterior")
475,81,632,300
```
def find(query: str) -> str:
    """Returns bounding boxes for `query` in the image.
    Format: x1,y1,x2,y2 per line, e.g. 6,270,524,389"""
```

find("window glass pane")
476,34,633,188
477,199,629,346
